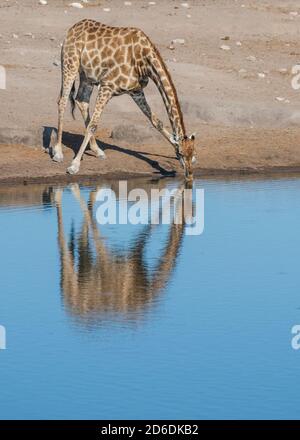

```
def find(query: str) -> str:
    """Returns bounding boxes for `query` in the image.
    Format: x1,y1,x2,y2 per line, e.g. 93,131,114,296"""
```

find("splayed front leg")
66,86,112,174
130,91,173,145
75,90,106,160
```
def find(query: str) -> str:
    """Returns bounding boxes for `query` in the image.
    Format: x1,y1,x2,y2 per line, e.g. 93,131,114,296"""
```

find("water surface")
0,176,300,419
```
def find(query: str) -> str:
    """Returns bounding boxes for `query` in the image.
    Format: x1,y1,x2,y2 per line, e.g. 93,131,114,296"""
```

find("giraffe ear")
189,133,196,140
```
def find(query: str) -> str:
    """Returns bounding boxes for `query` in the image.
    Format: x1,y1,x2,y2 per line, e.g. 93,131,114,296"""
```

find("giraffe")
54,183,186,322
52,19,196,181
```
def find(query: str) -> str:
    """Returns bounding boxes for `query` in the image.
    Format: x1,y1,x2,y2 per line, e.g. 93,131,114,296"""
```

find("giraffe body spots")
124,34,132,45
81,52,89,66
87,34,96,42
92,56,100,68
105,59,115,69
101,46,113,58
120,64,131,76
86,42,96,51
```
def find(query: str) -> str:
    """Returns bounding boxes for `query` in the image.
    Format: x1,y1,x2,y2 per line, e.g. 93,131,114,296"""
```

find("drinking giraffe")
53,19,196,180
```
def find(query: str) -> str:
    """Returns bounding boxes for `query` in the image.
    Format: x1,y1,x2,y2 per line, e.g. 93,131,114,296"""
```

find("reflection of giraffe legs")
150,186,185,292
67,87,112,175
69,183,109,263
56,182,187,318
75,73,106,159
54,188,79,295
130,91,175,151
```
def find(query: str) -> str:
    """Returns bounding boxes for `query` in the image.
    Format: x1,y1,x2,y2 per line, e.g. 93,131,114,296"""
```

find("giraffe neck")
147,48,186,141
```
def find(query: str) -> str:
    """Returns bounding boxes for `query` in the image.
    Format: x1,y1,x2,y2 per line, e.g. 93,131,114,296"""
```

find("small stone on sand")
220,44,231,51
172,38,185,45
69,2,83,8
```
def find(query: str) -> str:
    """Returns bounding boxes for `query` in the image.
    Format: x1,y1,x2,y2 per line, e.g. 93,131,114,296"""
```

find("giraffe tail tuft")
69,81,76,120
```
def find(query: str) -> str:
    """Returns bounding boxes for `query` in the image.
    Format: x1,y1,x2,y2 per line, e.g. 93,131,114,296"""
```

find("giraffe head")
176,134,196,182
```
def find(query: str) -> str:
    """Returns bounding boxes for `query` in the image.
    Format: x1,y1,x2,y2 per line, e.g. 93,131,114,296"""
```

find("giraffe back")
62,19,154,94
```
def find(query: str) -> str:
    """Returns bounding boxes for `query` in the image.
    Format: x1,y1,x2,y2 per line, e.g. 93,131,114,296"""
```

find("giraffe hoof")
67,163,79,175
96,150,106,160
52,152,64,163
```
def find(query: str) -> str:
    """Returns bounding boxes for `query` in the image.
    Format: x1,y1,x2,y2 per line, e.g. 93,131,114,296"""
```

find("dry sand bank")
1,0,300,182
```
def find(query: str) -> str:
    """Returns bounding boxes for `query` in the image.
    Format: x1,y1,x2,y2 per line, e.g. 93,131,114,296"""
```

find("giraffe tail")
69,81,76,120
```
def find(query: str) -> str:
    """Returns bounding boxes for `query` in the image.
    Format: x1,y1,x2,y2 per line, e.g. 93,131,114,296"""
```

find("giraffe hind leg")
53,69,78,163
75,75,106,159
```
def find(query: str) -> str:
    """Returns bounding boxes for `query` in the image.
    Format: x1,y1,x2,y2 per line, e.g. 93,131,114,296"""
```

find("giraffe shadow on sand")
43,126,176,177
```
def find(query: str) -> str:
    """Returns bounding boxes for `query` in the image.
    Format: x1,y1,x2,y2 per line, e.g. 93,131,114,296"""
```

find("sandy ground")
1,0,300,183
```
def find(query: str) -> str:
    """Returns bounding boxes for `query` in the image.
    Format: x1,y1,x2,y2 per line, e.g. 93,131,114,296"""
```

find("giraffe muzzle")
183,161,193,182
185,168,193,182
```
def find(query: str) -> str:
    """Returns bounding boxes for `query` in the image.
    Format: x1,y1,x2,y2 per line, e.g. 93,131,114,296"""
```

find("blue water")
0,176,300,420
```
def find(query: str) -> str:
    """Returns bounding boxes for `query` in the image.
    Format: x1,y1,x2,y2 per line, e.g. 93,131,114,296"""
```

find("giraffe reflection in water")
55,183,188,323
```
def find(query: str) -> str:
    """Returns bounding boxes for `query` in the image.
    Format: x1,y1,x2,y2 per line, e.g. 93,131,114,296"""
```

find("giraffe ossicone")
54,19,196,181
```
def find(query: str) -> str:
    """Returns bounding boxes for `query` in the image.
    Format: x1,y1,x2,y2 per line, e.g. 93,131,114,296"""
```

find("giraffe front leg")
75,77,106,160
89,135,106,159
67,87,112,175
130,91,173,146
76,100,106,160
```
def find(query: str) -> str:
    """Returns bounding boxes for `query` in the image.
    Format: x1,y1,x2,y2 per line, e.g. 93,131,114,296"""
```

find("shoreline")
1,153,300,187
1,123,300,186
